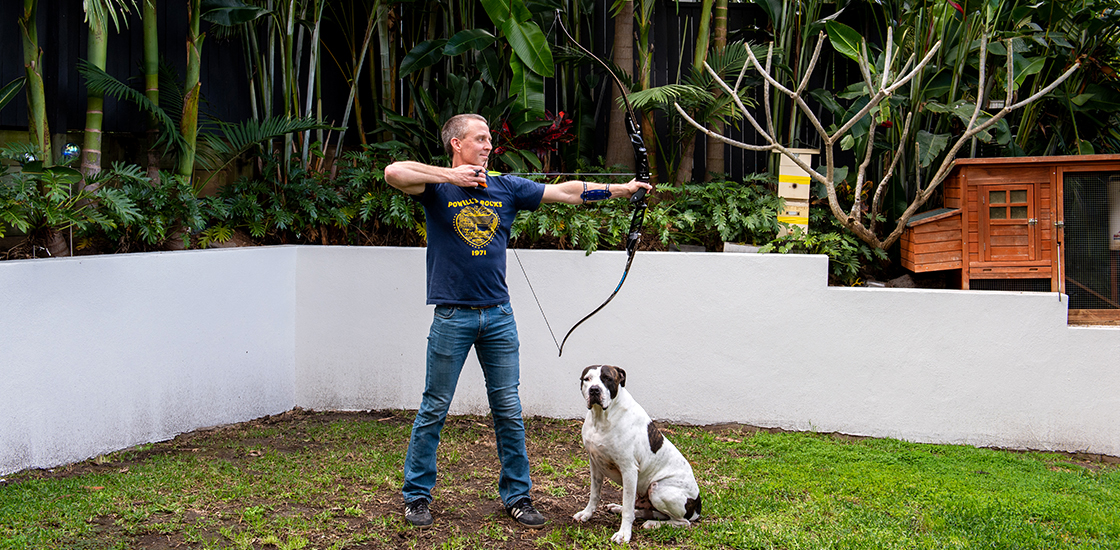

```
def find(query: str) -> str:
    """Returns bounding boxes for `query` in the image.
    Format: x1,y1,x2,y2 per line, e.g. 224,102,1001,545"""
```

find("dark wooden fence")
0,0,869,180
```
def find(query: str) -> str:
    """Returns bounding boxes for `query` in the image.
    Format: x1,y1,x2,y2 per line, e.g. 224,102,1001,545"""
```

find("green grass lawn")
1,409,1116,549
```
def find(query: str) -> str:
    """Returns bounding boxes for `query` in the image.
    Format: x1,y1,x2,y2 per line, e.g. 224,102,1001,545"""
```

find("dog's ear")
615,367,626,387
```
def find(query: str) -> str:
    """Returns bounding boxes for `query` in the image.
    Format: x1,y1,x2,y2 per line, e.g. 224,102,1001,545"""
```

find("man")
384,113,651,529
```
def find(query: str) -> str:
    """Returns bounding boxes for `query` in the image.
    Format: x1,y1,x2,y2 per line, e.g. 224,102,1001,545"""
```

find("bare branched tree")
675,28,1080,250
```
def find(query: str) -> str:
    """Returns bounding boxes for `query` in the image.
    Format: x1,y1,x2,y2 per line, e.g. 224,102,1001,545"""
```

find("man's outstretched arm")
541,179,652,205
384,161,488,195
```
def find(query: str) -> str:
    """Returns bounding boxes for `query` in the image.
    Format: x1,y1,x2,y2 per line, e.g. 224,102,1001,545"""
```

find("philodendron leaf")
926,100,1001,143
477,48,503,88
808,88,844,116
444,29,496,56
479,0,532,24
753,0,782,28
200,0,269,26
45,166,83,185
814,164,848,185
826,20,865,63
502,19,554,78
1013,56,1045,87
400,39,449,78
509,57,546,116
916,130,951,168
0,77,25,111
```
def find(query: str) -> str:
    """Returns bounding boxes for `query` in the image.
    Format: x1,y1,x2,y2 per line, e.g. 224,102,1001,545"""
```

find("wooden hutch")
901,155,1120,324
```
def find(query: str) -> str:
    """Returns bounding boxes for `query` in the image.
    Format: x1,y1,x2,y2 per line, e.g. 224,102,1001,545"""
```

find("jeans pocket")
434,305,456,320
497,302,513,316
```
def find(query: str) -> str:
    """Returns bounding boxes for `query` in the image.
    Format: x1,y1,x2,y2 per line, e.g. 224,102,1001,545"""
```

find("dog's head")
580,365,626,410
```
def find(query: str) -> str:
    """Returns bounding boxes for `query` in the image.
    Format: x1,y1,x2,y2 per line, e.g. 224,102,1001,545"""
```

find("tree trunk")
604,1,634,171
160,225,190,251
177,0,204,184
46,228,70,258
677,0,716,185
705,0,729,180
143,0,161,184
81,16,109,182
635,0,657,182
674,136,696,184
19,0,51,166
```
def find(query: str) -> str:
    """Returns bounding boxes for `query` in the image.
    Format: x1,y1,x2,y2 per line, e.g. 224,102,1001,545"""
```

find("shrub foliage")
3,145,879,281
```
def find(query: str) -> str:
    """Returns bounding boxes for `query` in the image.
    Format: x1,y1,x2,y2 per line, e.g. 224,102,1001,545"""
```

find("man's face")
452,119,492,167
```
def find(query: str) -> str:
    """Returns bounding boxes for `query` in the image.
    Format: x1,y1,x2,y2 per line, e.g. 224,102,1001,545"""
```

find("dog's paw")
605,503,623,515
572,509,594,522
610,528,632,544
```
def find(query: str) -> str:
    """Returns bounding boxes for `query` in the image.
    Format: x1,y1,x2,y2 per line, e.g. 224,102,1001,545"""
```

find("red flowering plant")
492,111,576,174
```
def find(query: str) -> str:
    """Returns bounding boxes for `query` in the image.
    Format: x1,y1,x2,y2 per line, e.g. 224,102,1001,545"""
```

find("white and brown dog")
572,365,702,543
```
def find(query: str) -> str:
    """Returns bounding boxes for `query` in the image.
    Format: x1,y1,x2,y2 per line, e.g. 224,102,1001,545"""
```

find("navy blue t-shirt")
415,174,545,306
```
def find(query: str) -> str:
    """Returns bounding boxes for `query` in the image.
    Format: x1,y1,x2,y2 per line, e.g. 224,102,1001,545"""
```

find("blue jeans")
402,303,532,507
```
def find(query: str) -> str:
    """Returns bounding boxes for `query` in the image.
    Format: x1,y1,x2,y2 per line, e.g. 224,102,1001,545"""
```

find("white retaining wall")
2,246,1117,474
1,248,297,475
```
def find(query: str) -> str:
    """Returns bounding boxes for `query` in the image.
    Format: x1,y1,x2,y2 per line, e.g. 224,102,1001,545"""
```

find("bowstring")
513,12,567,355
513,248,561,354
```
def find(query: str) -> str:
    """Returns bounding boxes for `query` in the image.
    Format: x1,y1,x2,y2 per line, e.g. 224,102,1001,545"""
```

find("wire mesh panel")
1063,172,1120,312
970,279,1052,293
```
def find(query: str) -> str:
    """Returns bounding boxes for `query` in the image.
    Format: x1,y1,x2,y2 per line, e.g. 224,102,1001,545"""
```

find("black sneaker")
506,497,546,528
404,499,433,528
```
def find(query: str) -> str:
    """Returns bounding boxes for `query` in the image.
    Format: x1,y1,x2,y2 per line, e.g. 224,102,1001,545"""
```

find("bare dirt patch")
11,408,649,549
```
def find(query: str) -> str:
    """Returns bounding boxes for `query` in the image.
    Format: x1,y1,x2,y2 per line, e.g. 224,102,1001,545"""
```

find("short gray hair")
442,114,488,157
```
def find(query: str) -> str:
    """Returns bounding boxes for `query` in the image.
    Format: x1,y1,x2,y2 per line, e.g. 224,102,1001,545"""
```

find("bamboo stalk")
82,16,109,181
705,0,729,180
19,0,51,166
376,1,391,118
143,0,160,183
282,0,297,167
177,0,204,183
301,0,324,166
334,3,378,156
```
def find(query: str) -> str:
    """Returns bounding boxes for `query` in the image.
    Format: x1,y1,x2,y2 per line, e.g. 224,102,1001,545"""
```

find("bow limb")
555,10,650,195
555,11,650,356
557,250,636,355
